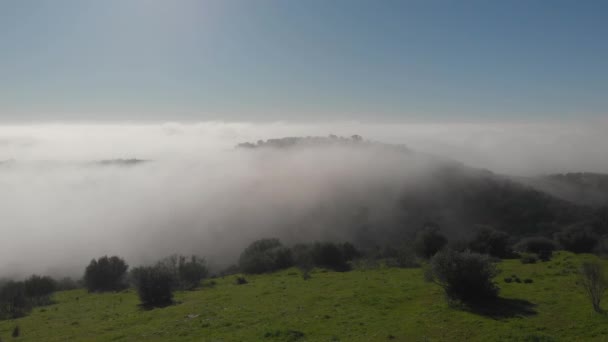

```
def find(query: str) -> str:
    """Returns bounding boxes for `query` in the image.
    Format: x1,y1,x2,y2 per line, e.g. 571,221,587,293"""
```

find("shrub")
131,265,174,307
556,225,599,254
0,281,30,319
178,256,209,290
426,249,499,302
311,242,351,272
24,275,56,306
239,239,294,274
579,261,608,313
468,226,511,258
56,277,79,291
235,277,248,285
520,253,538,264
504,277,513,283
515,237,556,261
0,282,27,319
12,325,20,338
414,225,448,259
524,278,533,284
84,256,129,292
385,245,419,268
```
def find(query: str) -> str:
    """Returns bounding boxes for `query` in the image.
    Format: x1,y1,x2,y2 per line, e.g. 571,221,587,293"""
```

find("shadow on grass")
464,297,537,319
137,300,179,311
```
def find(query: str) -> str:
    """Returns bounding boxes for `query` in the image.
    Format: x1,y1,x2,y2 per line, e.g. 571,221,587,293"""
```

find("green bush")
84,256,129,292
515,237,556,261
239,239,294,274
520,253,538,264
0,281,30,319
556,225,598,254
24,275,56,306
426,249,499,302
131,265,174,307
468,226,511,258
414,225,448,259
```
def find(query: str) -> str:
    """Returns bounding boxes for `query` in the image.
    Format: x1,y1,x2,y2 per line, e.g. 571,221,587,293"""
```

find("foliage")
468,226,511,258
520,253,538,264
0,281,29,320
555,225,599,253
427,249,499,302
414,225,448,259
84,256,129,292
578,260,608,313
56,277,80,291
2,252,608,341
178,256,209,290
131,265,174,307
24,275,56,306
239,239,294,274
310,242,352,272
515,237,556,261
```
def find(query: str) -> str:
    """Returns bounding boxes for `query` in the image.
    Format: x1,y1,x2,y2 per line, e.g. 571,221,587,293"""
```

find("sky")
1,0,607,122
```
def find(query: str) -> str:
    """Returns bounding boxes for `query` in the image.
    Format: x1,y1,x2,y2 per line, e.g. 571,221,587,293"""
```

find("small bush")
426,249,499,302
515,237,556,261
504,277,513,283
239,239,294,274
12,325,20,338
520,253,538,264
84,256,129,292
414,225,448,259
556,225,599,254
235,277,248,285
468,226,511,258
131,265,174,307
524,278,533,284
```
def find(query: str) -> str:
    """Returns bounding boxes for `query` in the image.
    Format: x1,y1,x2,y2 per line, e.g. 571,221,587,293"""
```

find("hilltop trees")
239,239,294,274
24,275,56,306
84,256,129,292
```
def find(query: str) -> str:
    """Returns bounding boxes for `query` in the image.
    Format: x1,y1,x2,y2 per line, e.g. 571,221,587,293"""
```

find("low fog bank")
0,121,606,278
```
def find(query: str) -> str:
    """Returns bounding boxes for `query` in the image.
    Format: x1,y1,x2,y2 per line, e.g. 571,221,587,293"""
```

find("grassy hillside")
1,252,607,341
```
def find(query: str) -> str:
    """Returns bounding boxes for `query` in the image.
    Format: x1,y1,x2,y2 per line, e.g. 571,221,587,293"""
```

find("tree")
24,275,56,306
579,261,608,313
414,225,448,259
239,239,293,274
556,225,599,253
178,256,209,290
468,226,511,258
84,256,129,292
426,249,499,302
311,242,350,272
0,281,29,319
514,237,556,261
131,265,174,307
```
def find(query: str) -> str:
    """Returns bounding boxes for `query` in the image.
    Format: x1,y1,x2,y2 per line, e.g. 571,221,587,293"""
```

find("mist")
1,121,607,279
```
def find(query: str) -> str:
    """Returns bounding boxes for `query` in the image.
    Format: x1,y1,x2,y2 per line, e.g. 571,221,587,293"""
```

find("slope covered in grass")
1,252,607,341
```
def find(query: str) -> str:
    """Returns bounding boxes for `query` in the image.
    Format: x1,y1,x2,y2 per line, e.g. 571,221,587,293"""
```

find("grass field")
1,252,607,341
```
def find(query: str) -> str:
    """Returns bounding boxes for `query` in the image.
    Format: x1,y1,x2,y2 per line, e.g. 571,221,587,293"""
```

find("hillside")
1,252,606,341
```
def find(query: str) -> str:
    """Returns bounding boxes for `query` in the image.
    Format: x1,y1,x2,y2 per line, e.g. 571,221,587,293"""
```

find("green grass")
2,252,608,341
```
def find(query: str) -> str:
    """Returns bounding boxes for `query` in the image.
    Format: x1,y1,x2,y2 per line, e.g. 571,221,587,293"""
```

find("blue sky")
0,0,607,122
